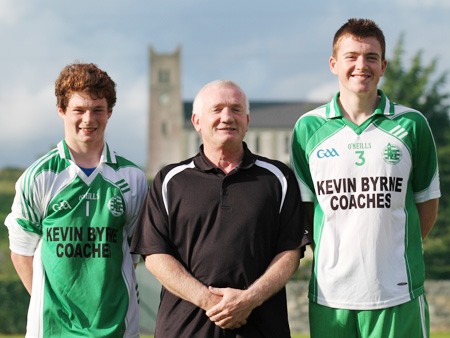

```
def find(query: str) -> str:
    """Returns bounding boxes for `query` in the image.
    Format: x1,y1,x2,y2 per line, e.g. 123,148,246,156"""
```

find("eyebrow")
343,51,381,58
69,104,107,109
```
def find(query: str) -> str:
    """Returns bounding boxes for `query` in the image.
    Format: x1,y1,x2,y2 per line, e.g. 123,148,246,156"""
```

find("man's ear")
57,106,65,118
191,113,201,132
329,56,338,76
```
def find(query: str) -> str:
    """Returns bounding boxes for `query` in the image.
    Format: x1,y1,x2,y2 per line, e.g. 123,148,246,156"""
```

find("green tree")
423,135,450,279
382,35,450,279
381,33,450,145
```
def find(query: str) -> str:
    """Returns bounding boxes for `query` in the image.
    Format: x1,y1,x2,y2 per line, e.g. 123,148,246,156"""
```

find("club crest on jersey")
317,148,339,159
383,143,402,165
107,196,124,217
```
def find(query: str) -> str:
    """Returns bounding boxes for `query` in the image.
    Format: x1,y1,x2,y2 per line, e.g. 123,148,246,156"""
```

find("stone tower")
147,46,185,178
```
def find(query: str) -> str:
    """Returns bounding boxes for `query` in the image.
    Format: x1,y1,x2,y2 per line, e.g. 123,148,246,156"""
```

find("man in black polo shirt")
131,80,306,337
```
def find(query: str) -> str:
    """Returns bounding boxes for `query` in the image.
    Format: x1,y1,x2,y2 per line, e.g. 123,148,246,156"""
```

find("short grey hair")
192,80,250,116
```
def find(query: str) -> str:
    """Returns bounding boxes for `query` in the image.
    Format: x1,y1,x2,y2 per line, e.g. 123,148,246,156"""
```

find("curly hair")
55,63,117,112
333,18,386,61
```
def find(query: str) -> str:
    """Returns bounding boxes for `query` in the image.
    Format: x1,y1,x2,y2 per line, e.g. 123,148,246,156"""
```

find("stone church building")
147,47,324,178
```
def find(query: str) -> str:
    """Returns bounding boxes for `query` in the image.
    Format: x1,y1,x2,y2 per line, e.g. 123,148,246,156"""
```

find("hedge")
0,279,29,334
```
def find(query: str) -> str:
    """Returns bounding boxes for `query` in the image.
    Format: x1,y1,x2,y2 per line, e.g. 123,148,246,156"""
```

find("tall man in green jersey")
291,18,440,338
5,63,148,337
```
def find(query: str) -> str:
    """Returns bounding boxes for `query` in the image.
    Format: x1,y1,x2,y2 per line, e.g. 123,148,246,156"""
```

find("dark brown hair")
333,18,386,61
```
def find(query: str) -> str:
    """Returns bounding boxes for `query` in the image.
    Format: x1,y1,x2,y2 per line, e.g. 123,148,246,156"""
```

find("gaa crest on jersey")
52,200,72,212
383,143,402,165
107,196,124,217
317,148,339,159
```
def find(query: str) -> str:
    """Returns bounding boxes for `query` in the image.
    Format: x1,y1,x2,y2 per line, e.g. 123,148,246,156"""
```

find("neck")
65,140,103,168
203,143,244,174
338,90,380,126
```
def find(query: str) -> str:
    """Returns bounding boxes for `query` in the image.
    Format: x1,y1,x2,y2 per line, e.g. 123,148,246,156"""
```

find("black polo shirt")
131,143,305,338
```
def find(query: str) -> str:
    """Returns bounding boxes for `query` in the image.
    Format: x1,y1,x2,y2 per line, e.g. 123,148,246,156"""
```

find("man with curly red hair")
5,62,148,338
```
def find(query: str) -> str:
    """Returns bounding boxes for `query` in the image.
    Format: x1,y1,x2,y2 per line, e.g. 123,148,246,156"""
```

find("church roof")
183,100,326,129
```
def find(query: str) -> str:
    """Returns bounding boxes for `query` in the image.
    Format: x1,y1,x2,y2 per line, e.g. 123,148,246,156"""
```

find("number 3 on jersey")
355,151,365,166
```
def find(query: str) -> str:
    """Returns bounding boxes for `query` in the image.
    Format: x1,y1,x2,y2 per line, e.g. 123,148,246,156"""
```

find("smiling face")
330,35,387,97
58,92,112,153
191,83,249,152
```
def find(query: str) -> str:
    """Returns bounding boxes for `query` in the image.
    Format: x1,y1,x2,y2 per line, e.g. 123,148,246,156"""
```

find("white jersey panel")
309,123,413,309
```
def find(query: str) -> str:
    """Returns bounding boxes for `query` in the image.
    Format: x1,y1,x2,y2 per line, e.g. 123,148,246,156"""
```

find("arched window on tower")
159,69,170,84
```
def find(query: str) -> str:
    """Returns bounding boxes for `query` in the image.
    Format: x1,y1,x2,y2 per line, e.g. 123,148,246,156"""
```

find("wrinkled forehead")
202,84,247,109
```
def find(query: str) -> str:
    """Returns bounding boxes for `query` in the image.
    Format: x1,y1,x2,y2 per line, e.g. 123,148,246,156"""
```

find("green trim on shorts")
309,294,430,338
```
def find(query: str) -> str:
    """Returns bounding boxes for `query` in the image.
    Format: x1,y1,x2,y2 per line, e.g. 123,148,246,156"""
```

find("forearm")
145,253,220,311
417,198,439,239
11,252,33,295
246,249,301,307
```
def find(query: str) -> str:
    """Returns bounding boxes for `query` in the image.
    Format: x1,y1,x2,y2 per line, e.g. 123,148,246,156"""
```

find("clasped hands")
205,286,258,330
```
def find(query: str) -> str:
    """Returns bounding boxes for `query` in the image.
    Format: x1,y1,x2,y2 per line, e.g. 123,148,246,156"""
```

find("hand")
205,286,257,330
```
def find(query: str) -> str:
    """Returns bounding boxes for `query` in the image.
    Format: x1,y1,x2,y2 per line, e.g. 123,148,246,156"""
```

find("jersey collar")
326,89,394,119
58,140,117,165
194,142,257,172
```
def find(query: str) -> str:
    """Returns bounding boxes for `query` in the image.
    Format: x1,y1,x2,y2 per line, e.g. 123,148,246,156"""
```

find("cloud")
105,75,148,167
306,81,339,102
0,0,25,24
0,84,58,146
1,0,450,170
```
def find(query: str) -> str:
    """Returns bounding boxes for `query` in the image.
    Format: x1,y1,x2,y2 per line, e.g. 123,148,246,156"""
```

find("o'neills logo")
107,196,124,217
383,143,402,165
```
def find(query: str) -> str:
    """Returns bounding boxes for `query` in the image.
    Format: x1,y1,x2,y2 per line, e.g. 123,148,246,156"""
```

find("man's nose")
220,107,233,122
83,110,94,122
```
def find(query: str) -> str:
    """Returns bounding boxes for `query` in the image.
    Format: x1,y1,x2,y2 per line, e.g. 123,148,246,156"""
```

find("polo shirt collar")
58,140,117,165
326,89,393,119
194,142,256,172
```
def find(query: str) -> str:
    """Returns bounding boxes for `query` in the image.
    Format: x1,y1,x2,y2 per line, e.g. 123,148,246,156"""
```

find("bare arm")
416,198,439,240
145,253,221,311
11,252,33,295
206,248,301,330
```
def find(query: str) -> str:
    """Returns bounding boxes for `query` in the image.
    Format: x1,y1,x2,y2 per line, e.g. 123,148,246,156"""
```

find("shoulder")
293,104,329,135
107,154,148,189
388,103,433,135
253,154,293,178
20,147,68,183
153,156,197,185
297,103,327,121
111,154,144,171
389,102,429,124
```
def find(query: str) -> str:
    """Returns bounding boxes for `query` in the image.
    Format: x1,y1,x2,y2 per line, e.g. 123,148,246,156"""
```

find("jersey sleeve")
290,117,316,202
276,165,308,255
406,112,441,203
4,169,44,256
123,168,149,239
130,170,173,257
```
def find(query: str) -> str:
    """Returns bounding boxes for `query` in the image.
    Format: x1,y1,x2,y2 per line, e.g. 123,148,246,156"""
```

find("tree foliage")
381,33,450,145
382,35,450,279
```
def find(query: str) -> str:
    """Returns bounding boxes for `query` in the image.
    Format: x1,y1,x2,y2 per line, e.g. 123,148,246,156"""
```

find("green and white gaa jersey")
5,140,148,338
291,90,440,310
